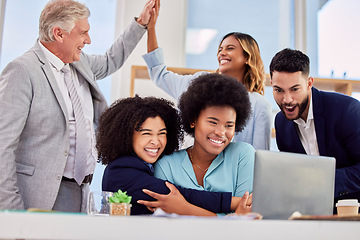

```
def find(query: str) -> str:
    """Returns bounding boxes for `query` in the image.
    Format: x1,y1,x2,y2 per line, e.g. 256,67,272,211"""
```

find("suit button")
57,175,61,180
64,150,69,156
339,191,349,196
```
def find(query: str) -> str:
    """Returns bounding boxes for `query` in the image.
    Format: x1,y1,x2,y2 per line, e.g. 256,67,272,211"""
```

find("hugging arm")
102,159,231,215
135,174,233,214
139,182,216,216
140,184,252,215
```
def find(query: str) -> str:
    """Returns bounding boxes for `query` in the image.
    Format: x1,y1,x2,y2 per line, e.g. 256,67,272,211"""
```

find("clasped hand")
136,0,160,27
138,181,252,215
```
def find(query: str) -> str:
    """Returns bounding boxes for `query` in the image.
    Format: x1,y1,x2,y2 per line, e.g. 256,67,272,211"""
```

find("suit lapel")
312,88,327,155
71,60,104,102
291,122,307,153
32,41,69,122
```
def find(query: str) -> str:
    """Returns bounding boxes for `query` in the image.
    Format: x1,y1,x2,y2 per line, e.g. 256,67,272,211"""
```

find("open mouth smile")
208,137,225,146
145,148,160,157
219,59,230,65
284,105,296,113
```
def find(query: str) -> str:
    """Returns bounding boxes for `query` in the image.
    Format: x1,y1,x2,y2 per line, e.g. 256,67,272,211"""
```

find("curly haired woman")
140,73,255,216
98,95,250,215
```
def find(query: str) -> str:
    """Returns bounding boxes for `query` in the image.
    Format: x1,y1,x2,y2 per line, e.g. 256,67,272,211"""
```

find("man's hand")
136,0,157,26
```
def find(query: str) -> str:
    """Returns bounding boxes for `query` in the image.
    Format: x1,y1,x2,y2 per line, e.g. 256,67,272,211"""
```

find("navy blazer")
102,155,232,215
275,87,360,200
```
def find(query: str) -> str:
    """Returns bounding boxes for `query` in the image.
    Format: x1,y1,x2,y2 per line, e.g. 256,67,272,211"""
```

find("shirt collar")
143,161,154,173
38,40,65,71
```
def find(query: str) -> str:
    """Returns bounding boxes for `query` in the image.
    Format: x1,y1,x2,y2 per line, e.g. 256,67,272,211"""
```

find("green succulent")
109,189,132,204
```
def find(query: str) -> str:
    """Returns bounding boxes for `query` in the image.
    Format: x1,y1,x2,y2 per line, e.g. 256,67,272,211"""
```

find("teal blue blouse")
154,142,255,197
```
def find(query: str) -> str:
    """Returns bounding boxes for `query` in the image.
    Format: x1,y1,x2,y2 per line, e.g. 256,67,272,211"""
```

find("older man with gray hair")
0,0,159,212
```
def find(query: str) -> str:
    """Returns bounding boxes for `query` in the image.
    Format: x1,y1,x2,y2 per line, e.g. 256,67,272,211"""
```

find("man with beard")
270,48,360,208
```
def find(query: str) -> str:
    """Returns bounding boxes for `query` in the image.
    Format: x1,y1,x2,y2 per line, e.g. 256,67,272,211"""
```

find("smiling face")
132,116,167,164
59,18,91,63
192,105,236,159
217,35,248,80
271,71,313,121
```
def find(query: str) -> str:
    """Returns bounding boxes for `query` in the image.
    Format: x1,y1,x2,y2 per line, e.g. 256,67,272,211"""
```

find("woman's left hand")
234,191,252,214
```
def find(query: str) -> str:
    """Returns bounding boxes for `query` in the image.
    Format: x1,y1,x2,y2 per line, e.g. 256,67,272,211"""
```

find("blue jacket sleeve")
334,99,360,197
102,159,231,214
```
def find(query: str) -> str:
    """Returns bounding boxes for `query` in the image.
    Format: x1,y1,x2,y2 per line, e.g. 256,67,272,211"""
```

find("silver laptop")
252,150,336,219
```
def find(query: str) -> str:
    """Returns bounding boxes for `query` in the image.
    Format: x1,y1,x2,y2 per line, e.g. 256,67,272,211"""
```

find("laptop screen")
252,150,336,219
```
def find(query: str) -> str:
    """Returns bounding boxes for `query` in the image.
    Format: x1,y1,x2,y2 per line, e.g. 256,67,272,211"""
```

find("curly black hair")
96,95,183,165
179,73,251,136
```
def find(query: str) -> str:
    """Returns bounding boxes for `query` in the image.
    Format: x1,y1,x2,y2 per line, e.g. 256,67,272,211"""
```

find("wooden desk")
1,211,359,240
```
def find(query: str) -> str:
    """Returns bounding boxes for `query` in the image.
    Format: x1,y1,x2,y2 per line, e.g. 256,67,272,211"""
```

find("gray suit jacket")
0,20,146,210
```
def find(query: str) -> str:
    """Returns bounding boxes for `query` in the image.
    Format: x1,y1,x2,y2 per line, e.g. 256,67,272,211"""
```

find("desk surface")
1,211,359,240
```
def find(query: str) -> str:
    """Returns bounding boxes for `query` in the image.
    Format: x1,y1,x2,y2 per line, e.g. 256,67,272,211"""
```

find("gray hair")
39,0,90,42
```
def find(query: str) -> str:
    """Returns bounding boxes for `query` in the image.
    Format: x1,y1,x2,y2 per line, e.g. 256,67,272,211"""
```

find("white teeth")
220,59,229,64
210,138,223,144
145,148,158,153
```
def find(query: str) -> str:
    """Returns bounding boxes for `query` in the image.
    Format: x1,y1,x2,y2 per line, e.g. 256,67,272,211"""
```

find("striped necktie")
61,64,88,185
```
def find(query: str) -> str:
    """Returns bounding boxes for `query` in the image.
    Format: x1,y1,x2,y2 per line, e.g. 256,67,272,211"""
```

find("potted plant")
109,189,132,216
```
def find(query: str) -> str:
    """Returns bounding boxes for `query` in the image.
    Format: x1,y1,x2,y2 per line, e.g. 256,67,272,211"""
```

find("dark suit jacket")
102,155,232,215
275,87,360,200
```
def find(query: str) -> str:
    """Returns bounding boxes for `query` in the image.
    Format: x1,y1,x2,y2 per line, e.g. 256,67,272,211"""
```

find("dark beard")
280,94,309,120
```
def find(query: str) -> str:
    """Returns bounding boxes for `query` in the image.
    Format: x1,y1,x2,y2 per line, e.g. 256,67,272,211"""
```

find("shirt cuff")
134,17,147,29
142,47,164,68
221,192,232,213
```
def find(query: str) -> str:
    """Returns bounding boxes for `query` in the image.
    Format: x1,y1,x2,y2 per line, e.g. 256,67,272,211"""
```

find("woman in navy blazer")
97,96,248,215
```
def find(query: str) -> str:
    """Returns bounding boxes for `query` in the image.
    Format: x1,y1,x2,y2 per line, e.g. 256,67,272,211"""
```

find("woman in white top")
143,11,272,150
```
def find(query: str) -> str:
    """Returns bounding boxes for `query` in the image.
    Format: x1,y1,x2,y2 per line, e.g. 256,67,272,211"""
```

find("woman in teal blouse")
153,73,255,206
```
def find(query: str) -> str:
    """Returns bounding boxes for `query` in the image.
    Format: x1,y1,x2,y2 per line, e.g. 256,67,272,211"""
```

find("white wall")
110,0,188,102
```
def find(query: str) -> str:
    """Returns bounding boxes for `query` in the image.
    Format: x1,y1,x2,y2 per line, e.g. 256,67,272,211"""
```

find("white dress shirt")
294,95,320,156
39,41,96,179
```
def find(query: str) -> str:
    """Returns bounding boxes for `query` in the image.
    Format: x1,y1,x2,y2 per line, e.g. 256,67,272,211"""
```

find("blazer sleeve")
334,99,360,197
103,162,232,213
0,61,30,209
81,19,146,80
251,95,272,150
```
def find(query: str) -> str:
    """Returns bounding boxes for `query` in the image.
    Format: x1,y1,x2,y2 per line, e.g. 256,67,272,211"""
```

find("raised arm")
146,0,159,53
136,0,157,27
84,0,157,79
142,6,206,100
